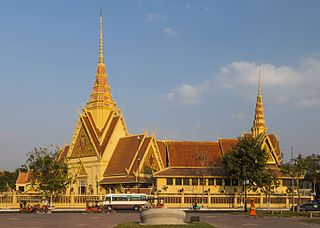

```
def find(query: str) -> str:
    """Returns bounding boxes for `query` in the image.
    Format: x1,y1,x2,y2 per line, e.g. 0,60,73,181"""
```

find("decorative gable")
70,126,97,158
78,162,88,177
142,148,160,174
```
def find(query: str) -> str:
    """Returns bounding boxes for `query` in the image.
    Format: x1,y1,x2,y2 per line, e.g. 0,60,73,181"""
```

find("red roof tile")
268,134,281,160
16,170,32,184
157,141,167,167
219,139,238,155
103,135,143,176
130,137,152,175
56,145,69,162
167,141,223,167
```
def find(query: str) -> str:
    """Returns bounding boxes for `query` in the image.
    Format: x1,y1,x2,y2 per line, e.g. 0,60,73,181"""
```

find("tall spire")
252,74,267,137
99,8,104,63
86,12,117,124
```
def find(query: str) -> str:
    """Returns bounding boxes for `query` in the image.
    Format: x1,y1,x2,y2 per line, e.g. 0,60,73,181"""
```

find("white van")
103,193,147,211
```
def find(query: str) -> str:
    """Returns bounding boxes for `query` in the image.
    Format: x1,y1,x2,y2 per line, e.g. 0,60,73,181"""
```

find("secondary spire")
99,8,104,63
252,74,267,137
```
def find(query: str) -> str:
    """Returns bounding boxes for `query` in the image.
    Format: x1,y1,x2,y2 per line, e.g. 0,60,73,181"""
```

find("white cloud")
165,82,209,105
163,27,178,36
144,13,166,22
219,57,320,108
166,56,320,108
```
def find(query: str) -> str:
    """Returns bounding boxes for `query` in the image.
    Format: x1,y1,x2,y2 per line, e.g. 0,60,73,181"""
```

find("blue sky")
0,0,320,170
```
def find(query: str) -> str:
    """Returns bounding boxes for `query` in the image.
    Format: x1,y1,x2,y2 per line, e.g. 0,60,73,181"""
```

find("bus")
103,193,147,211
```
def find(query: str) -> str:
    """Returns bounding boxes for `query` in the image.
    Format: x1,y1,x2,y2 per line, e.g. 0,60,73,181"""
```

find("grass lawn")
226,210,310,217
300,218,320,225
115,222,215,228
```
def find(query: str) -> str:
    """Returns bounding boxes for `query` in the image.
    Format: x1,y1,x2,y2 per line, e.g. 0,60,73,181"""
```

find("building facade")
55,14,291,197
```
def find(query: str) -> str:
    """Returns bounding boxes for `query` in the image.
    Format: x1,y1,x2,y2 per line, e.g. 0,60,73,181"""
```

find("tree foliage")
304,154,320,195
222,135,268,189
0,170,19,192
25,146,72,197
280,154,307,209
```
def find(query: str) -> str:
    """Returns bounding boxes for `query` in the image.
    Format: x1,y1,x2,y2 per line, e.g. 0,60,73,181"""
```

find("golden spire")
86,11,116,112
252,74,267,137
99,8,104,64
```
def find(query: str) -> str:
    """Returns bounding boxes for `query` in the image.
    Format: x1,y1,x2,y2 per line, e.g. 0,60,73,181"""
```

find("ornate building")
56,14,284,196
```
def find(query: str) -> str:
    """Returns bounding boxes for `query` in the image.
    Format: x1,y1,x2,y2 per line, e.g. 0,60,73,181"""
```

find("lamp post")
291,146,295,212
95,175,98,195
243,176,249,213
136,136,141,193
138,157,141,193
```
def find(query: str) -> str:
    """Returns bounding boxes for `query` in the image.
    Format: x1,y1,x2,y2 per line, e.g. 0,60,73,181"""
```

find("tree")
25,146,73,205
280,154,307,211
223,135,268,189
223,135,268,212
255,169,280,211
0,170,19,192
304,154,320,196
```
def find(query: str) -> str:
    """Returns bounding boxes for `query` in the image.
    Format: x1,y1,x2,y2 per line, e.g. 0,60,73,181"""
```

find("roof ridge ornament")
251,72,268,137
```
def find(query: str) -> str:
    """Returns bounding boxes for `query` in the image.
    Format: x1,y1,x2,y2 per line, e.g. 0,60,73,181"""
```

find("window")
216,178,222,186
282,179,292,187
232,179,238,186
208,178,215,186
192,178,199,185
78,179,87,195
183,178,190,186
167,178,173,185
224,178,231,186
200,178,206,185
175,178,182,185
18,186,24,192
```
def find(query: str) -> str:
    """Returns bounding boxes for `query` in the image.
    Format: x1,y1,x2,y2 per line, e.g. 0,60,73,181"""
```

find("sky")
0,0,320,170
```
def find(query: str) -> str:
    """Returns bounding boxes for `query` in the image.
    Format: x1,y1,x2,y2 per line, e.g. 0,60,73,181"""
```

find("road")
0,212,318,228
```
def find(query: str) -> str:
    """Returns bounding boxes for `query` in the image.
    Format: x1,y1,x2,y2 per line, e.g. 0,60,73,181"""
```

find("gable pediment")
70,125,97,158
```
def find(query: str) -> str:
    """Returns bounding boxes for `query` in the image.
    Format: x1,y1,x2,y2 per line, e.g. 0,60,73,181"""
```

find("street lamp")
95,175,98,195
137,136,141,193
138,157,141,193
243,176,249,213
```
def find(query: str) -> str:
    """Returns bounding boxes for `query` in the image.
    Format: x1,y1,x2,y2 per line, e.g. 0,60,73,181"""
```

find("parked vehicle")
103,193,147,211
19,198,50,213
299,200,320,211
85,199,114,213
146,197,165,209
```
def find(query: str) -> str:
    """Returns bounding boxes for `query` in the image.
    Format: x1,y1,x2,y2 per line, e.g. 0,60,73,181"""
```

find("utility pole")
291,146,295,212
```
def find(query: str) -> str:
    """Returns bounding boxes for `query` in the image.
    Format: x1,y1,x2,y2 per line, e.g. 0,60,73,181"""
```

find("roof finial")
99,8,104,63
251,71,267,137
258,69,261,96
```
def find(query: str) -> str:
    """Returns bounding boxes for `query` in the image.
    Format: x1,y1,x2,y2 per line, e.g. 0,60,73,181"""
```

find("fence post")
12,192,17,205
71,194,75,205
181,193,184,207
234,193,238,208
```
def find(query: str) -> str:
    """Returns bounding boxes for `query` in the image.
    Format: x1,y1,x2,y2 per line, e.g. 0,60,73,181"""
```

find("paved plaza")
0,212,319,228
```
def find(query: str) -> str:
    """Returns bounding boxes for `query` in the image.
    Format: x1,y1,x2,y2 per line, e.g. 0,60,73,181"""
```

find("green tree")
304,154,320,195
280,154,307,211
25,146,73,205
255,169,280,211
0,170,19,192
223,135,268,189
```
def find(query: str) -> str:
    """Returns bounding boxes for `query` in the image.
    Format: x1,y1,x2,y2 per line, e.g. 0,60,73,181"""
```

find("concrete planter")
140,208,186,225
